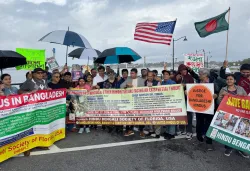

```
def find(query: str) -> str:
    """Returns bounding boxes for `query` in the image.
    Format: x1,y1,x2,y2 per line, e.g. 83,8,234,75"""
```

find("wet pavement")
1,128,250,171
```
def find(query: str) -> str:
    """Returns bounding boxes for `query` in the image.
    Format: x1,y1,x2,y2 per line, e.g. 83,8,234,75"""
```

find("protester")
105,66,111,75
161,70,177,139
43,72,48,81
0,74,18,96
170,70,177,80
18,67,50,155
218,74,249,158
93,66,108,88
61,72,74,89
75,77,91,90
91,68,97,78
117,69,128,88
191,68,219,151
220,61,250,95
96,69,119,133
141,71,161,138
85,74,93,90
75,77,91,134
45,66,52,82
19,68,49,94
152,70,162,83
141,69,147,80
48,72,64,89
26,71,32,80
121,68,145,136
174,64,196,140
0,74,31,158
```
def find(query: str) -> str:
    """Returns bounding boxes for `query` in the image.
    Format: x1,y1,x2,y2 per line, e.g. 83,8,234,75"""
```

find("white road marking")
16,134,196,157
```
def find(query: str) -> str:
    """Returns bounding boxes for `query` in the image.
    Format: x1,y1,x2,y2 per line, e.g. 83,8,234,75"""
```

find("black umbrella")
94,47,142,64
0,50,27,74
68,48,101,59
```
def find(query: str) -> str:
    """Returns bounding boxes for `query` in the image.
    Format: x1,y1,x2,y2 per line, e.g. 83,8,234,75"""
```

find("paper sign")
46,56,59,70
187,83,214,114
16,48,45,70
184,54,204,73
69,113,76,121
72,64,83,82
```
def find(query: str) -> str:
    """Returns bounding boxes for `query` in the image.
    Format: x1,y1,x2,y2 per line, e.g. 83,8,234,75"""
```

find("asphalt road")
1,128,250,171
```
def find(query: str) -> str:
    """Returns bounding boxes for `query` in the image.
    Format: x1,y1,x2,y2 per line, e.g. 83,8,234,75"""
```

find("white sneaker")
85,128,90,133
186,133,193,140
78,128,84,134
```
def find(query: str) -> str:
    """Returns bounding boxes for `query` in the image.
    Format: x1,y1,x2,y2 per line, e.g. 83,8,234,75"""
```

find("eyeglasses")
53,76,60,78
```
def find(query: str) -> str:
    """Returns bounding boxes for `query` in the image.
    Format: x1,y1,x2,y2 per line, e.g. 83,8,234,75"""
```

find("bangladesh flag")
195,9,229,38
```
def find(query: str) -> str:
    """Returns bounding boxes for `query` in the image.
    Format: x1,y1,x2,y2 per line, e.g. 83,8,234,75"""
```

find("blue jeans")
166,125,176,135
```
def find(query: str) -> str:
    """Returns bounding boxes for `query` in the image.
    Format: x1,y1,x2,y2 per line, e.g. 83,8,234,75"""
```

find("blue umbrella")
94,47,142,64
39,27,92,63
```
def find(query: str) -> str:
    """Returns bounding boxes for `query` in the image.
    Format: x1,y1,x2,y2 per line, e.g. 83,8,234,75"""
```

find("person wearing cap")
18,68,50,156
19,68,49,94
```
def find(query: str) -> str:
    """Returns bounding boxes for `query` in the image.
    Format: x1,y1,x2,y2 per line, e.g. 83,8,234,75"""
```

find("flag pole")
172,18,177,71
225,7,231,61
66,26,69,64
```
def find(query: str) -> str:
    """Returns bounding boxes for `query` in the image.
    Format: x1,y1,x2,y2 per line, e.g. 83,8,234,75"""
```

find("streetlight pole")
196,49,211,68
172,36,187,70
207,56,212,68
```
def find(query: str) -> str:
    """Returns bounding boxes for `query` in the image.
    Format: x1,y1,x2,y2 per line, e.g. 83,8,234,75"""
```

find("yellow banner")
0,128,65,162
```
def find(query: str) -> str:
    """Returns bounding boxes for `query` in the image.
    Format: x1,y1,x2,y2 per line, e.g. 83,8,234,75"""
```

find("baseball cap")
33,68,45,73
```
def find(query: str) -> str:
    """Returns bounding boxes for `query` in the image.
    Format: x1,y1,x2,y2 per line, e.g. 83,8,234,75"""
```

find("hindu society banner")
67,85,187,125
16,48,46,70
46,56,59,70
184,54,204,73
187,83,214,114
0,89,66,162
206,95,250,154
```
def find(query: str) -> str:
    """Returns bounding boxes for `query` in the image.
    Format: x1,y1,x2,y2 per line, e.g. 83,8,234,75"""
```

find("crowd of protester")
0,61,249,158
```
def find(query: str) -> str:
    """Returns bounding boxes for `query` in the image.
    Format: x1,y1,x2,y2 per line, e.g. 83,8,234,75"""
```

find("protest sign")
16,48,46,70
187,83,214,114
0,89,66,162
46,56,59,70
71,64,83,82
206,95,250,154
67,85,187,125
184,54,204,73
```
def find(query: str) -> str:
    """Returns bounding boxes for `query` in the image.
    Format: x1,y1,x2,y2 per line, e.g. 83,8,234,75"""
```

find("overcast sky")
0,0,249,66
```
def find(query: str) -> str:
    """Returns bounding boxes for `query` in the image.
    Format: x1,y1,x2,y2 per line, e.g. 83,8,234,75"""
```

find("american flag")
134,21,176,45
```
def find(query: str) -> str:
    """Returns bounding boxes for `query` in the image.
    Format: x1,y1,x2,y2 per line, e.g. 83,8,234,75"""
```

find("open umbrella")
38,27,92,63
94,47,142,64
68,48,101,59
0,50,27,74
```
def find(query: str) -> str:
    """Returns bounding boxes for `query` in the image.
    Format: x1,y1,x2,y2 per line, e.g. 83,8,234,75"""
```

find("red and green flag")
195,9,229,38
